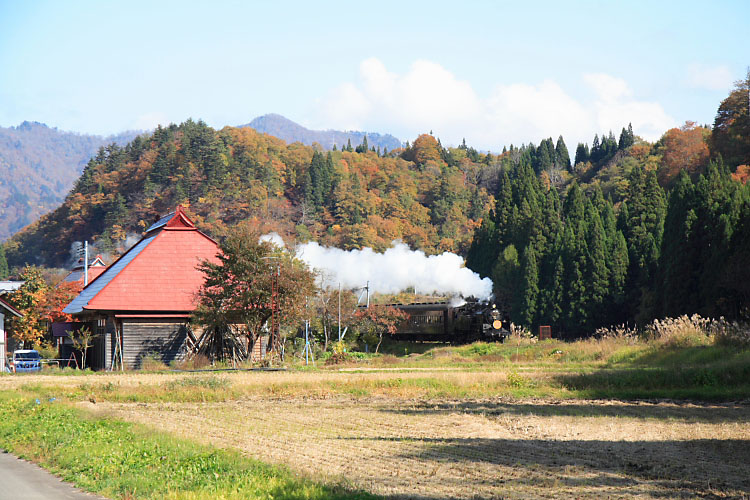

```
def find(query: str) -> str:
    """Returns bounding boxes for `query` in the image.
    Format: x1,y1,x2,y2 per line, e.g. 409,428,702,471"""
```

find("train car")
387,299,509,343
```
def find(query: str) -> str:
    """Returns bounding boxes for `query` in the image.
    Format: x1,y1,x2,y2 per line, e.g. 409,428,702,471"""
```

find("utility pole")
84,241,89,287
366,280,370,308
338,282,342,341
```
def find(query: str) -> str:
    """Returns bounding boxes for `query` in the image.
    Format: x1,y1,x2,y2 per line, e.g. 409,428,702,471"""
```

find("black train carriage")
387,299,509,343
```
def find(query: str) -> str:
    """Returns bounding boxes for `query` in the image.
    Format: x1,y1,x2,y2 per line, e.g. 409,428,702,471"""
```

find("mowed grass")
0,394,376,500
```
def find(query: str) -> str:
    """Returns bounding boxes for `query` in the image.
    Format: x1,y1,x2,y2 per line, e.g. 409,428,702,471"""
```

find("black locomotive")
387,299,509,343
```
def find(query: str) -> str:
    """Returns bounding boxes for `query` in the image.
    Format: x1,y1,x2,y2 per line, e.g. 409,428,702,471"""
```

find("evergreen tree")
0,245,8,280
618,123,635,150
658,170,700,317
104,193,127,229
555,136,571,170
514,245,539,327
608,231,630,322
584,202,610,328
491,244,519,316
540,256,564,327
466,218,498,279
591,134,601,163
574,143,589,167
621,166,666,321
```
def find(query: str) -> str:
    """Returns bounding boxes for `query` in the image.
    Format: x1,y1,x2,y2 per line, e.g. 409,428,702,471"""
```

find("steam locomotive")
387,299,509,343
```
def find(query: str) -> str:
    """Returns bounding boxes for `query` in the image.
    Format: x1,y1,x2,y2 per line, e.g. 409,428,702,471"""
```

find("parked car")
12,349,42,373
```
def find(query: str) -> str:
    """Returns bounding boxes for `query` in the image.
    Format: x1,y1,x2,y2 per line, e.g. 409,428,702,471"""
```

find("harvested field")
93,394,750,499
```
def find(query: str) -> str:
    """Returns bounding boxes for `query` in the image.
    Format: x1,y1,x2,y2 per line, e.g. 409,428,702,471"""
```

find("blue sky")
1,0,747,149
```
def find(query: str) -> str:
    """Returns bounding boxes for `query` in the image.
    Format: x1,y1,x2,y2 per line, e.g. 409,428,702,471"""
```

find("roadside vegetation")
2,314,748,499
0,394,375,500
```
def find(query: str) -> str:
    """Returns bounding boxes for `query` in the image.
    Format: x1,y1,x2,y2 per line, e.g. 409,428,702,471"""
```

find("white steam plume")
259,232,286,249
295,240,492,300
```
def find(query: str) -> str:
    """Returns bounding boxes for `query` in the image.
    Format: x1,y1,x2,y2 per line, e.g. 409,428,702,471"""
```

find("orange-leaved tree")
6,266,49,347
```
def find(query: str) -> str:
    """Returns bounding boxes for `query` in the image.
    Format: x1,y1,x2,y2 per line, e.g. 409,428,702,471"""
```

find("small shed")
0,296,22,371
62,206,220,369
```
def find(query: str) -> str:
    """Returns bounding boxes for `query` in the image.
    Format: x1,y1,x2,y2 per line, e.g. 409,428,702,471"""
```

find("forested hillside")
468,73,750,334
0,121,139,240
4,73,748,335
3,122,493,268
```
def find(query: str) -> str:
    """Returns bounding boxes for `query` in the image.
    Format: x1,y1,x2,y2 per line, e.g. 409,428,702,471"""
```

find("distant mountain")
241,114,402,151
0,121,140,241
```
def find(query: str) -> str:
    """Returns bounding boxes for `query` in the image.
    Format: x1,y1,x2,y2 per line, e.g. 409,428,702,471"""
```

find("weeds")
165,375,230,390
0,395,375,500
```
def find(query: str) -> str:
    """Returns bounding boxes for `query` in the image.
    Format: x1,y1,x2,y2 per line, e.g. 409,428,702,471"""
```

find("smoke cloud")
295,240,492,299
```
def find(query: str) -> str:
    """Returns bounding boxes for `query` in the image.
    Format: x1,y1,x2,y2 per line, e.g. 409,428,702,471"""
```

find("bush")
173,355,211,370
140,353,169,371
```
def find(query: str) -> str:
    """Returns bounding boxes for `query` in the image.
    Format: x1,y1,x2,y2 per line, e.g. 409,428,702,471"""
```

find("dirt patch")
97,396,750,499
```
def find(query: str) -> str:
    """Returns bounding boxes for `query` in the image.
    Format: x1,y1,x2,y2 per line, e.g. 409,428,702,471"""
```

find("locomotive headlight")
492,320,502,330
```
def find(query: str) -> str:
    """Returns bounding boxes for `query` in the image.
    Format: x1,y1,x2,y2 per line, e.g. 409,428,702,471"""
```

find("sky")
1,0,748,150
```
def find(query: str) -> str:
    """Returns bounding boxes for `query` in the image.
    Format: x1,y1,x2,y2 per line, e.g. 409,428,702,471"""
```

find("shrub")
140,353,169,371
173,354,211,370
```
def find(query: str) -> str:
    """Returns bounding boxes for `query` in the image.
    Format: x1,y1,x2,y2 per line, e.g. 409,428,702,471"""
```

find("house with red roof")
61,254,108,287
63,206,220,369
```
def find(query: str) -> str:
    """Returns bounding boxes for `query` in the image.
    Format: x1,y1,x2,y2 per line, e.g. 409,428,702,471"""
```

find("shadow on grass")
345,436,749,499
379,399,750,423
556,346,750,401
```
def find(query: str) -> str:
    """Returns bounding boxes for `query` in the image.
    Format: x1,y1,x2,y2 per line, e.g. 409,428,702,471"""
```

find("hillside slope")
4,120,490,268
0,121,140,240
242,114,402,151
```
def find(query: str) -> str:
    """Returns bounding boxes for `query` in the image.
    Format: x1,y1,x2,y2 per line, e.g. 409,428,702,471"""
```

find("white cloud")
687,63,735,91
314,59,677,149
132,111,169,131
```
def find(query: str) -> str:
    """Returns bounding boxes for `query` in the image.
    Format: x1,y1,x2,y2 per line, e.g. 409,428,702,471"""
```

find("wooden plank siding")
121,319,189,369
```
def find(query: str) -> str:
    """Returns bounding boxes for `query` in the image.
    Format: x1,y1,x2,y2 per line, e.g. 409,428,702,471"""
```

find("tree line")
467,72,750,334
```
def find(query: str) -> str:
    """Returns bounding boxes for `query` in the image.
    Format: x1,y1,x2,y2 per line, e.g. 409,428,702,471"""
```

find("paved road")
0,451,107,500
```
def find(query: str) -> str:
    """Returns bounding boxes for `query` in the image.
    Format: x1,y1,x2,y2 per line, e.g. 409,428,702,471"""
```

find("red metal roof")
72,207,220,314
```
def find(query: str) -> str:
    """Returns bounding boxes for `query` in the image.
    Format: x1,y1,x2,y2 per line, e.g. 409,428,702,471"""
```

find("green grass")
559,345,750,400
0,394,377,500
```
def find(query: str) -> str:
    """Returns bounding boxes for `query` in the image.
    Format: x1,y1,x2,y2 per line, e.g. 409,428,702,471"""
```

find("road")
0,451,106,500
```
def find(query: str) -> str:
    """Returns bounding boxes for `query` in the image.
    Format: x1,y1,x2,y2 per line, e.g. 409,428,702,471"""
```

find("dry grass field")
90,394,750,499
6,368,746,499
3,333,749,499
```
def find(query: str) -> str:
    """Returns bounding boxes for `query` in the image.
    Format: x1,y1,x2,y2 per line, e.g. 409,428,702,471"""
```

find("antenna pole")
366,281,370,308
338,282,341,342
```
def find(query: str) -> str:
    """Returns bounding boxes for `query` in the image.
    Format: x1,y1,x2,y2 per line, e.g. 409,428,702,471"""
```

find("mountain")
0,121,141,241
242,114,402,152
4,120,489,269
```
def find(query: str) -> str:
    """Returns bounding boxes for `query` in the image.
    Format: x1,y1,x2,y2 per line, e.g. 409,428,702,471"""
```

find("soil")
94,395,750,499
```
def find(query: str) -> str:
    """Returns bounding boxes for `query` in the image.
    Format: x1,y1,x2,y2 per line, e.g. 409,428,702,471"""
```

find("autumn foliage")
658,121,710,186
5,266,80,346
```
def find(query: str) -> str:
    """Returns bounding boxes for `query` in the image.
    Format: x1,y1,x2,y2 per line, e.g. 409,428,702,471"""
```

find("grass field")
1,333,749,499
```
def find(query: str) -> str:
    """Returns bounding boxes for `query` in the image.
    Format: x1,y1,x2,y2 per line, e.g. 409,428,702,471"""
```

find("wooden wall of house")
90,319,109,371
121,319,188,369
